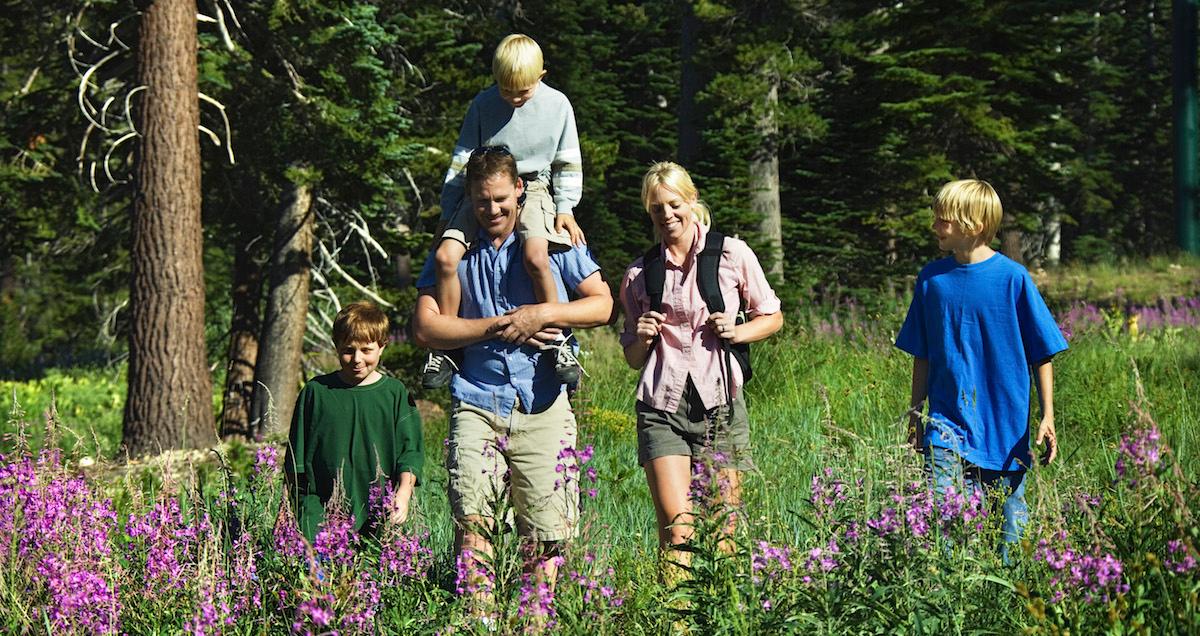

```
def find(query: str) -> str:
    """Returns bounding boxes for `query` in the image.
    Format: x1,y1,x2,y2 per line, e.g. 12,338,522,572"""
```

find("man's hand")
498,304,550,344
555,213,586,246
1035,415,1058,465
707,312,739,343
523,327,564,349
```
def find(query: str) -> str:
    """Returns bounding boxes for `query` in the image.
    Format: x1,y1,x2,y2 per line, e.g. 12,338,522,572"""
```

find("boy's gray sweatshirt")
439,83,583,220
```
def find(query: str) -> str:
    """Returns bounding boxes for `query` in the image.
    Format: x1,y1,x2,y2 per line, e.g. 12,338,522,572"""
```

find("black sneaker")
554,343,583,386
420,351,457,389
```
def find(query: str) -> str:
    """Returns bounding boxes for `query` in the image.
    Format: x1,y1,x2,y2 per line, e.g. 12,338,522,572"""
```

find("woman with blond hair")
619,161,783,573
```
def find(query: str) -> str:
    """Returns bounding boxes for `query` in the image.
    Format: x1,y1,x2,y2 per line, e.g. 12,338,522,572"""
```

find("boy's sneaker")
553,340,584,386
421,351,457,389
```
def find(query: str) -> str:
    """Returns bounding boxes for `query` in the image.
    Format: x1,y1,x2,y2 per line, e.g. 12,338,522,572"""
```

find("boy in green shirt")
285,302,423,540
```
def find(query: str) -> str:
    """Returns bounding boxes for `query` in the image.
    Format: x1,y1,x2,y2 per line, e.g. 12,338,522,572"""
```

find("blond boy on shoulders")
420,34,585,389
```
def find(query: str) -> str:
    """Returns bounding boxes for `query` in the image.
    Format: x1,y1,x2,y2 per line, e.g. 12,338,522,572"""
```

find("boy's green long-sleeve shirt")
284,373,423,540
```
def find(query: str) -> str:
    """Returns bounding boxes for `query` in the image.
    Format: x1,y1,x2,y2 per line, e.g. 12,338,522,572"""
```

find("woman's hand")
707,312,739,343
636,311,666,344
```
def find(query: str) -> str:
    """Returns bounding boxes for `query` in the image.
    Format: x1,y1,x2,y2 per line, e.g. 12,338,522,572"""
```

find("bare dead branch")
315,240,394,308
198,91,235,164
18,67,41,95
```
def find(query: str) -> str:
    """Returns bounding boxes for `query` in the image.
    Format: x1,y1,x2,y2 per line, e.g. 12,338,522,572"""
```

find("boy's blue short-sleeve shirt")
895,254,1068,472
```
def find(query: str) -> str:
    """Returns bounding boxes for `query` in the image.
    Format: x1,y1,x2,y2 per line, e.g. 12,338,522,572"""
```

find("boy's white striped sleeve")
438,147,472,221
551,102,584,215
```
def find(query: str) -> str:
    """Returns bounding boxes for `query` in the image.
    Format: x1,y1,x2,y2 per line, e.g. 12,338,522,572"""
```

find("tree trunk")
123,0,212,457
999,212,1025,266
677,0,701,166
219,242,263,441
1044,211,1061,266
250,177,313,438
751,76,784,280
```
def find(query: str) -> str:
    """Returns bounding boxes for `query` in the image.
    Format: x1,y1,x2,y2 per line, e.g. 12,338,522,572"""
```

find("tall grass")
1,316,1197,633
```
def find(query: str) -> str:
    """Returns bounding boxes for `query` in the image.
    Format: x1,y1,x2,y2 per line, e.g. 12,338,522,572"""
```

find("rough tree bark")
751,75,784,280
123,0,213,456
1000,212,1025,266
219,243,263,440
250,177,313,438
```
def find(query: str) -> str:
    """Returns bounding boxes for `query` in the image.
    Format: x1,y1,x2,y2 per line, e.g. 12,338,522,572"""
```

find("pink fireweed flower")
293,593,336,633
809,468,848,519
184,577,233,636
751,540,794,584
517,574,557,622
803,544,839,574
253,445,280,478
455,549,495,596
125,497,212,594
1115,426,1163,485
553,443,596,493
567,555,626,611
867,506,900,536
1035,533,1128,603
312,511,357,566
0,451,122,634
35,553,122,635
1167,540,1198,574
379,531,434,581
273,507,309,560
341,572,382,634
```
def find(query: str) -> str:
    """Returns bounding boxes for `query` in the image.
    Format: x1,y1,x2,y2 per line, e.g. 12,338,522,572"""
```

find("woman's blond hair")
641,161,711,228
933,179,1003,244
492,34,544,89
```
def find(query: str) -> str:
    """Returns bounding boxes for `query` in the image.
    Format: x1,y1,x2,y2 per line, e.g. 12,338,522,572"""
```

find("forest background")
0,0,1191,449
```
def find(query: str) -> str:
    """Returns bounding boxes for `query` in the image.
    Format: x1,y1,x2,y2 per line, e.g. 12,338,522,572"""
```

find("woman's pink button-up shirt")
619,223,781,413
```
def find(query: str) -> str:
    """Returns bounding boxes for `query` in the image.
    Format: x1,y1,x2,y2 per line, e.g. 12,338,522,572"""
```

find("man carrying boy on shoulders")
412,149,612,606
421,33,587,389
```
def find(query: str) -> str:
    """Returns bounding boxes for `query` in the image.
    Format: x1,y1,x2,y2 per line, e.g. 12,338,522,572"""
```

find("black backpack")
641,230,752,386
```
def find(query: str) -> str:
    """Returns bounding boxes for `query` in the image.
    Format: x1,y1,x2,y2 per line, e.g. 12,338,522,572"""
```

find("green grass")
1,367,126,458
3,320,1198,633
5,325,1198,546
1037,252,1200,306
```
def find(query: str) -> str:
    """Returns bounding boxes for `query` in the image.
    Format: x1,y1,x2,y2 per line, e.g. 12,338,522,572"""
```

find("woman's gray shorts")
636,378,753,471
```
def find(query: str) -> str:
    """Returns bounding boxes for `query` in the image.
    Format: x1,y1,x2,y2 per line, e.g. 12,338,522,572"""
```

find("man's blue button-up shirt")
435,231,600,418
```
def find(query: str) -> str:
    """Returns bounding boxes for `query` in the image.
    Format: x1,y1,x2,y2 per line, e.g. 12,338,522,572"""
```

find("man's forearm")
541,293,612,329
412,292,503,350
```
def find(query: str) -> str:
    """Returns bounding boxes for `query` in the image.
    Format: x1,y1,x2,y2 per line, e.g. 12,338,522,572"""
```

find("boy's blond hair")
492,34,544,89
641,161,712,228
332,302,389,348
933,179,1002,244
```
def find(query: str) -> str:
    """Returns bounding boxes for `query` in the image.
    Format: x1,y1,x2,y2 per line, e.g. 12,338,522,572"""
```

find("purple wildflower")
1167,540,1198,574
455,549,495,597
1035,532,1129,603
253,445,280,478
379,531,434,582
1115,426,1163,485
312,511,357,566
751,540,794,584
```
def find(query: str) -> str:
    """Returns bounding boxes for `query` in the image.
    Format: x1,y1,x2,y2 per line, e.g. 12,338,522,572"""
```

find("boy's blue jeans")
924,445,1027,561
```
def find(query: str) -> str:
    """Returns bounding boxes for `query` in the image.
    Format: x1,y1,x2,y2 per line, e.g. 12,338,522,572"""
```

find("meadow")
1,294,1199,634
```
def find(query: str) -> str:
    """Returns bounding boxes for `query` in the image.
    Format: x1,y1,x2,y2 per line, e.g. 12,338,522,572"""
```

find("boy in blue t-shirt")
895,179,1068,554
